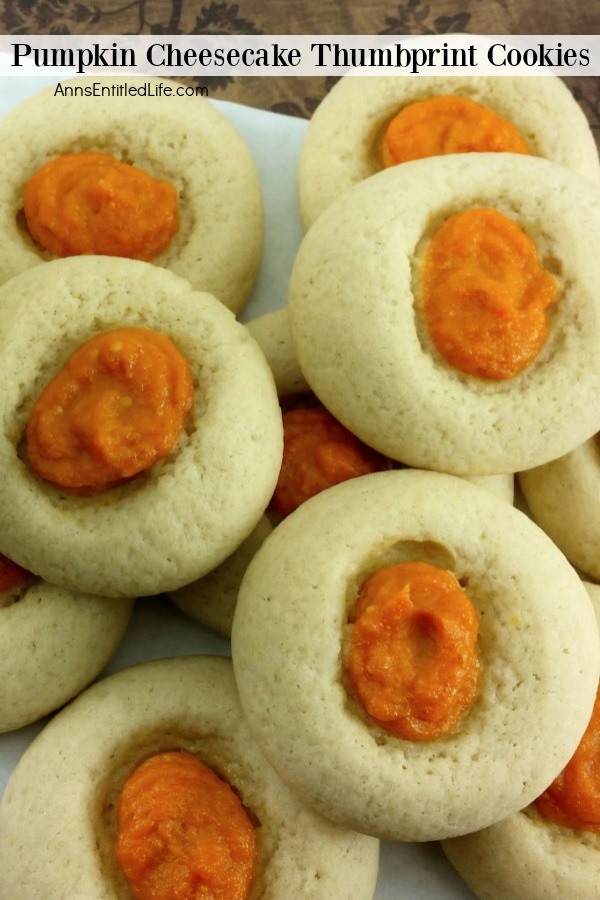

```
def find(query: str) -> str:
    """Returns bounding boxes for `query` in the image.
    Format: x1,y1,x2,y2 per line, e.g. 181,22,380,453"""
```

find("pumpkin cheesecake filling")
271,407,389,518
115,751,256,900
535,688,600,833
381,95,530,168
25,327,194,494
23,151,179,260
346,561,480,742
422,207,558,380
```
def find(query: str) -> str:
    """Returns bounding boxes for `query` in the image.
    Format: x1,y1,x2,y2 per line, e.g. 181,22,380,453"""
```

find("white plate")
0,76,474,900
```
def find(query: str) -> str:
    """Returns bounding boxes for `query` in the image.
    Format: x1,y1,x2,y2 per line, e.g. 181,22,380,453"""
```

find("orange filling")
422,207,557,380
23,151,178,260
346,561,480,741
115,751,256,900
271,407,389,518
0,553,33,592
535,689,600,833
381,95,530,167
26,327,194,494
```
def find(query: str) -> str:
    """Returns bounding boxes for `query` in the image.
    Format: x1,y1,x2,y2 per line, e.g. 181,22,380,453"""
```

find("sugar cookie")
299,71,600,228
247,308,311,397
0,656,379,899
0,256,282,597
170,286,516,638
518,437,600,580
249,307,514,503
0,76,263,314
441,582,600,900
231,469,599,841
167,515,273,636
0,557,133,733
288,153,600,475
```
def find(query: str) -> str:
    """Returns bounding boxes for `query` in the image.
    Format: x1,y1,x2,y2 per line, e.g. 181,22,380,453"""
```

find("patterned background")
1,0,599,145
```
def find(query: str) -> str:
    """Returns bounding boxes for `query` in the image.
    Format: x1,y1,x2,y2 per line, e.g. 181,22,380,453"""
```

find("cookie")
0,256,282,597
0,656,379,899
518,437,600,580
167,515,273,636
168,272,519,636
441,582,600,900
166,311,309,635
172,303,515,638
466,474,513,505
249,307,514,504
288,153,600,475
0,558,133,733
247,308,311,397
0,76,263,314
299,71,600,229
231,469,599,841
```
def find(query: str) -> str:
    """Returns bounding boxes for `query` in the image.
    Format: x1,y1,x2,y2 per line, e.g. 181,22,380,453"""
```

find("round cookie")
0,76,263,314
170,308,510,637
466,473,514,506
248,307,514,504
0,656,380,899
247,308,311,397
0,256,282,597
298,70,600,229
167,515,273,636
518,437,600,580
0,571,133,733
441,582,600,900
231,469,599,842
288,153,600,475
172,308,511,638
166,311,308,634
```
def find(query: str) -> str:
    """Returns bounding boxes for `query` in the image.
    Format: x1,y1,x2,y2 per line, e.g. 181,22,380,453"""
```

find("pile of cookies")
1,65,600,900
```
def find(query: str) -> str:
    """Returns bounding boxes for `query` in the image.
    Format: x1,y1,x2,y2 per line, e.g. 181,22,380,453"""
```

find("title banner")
0,34,598,76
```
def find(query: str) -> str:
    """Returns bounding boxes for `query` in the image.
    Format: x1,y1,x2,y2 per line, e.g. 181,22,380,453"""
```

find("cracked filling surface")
535,687,600,833
421,207,558,380
271,407,389,518
25,327,194,494
381,94,530,167
346,561,480,741
115,750,256,900
24,152,179,261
